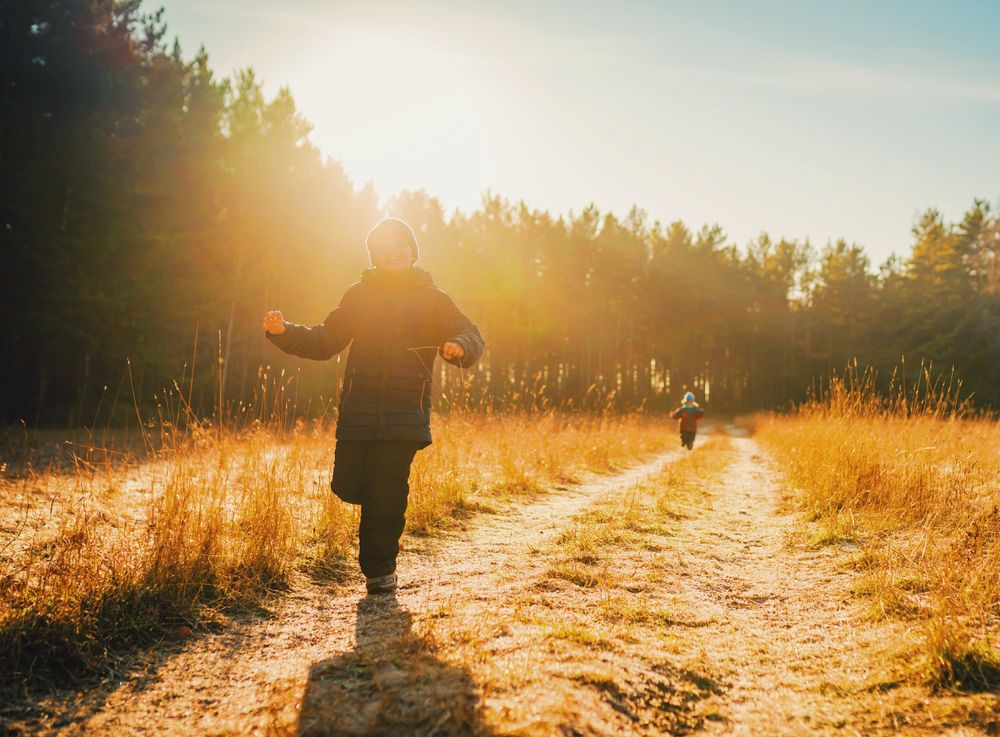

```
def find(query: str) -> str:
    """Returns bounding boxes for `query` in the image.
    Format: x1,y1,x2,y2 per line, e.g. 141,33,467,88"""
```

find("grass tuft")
757,363,1000,687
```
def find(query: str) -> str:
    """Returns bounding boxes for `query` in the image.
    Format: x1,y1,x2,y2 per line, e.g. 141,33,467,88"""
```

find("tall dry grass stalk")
757,363,1000,690
0,398,670,690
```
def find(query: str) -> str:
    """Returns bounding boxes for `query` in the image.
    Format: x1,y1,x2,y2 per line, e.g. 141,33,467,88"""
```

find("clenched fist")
263,310,286,335
441,341,464,360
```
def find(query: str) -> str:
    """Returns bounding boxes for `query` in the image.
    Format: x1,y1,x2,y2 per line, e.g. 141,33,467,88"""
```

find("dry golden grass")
756,366,1000,691
0,409,670,692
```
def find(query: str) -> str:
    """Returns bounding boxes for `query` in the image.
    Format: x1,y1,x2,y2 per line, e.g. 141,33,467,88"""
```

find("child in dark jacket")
263,217,484,595
670,392,705,450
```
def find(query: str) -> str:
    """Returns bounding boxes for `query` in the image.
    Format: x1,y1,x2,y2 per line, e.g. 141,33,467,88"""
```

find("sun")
290,28,498,208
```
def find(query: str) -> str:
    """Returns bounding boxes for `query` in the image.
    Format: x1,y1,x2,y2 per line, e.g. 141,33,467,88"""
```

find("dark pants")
680,430,696,450
331,439,422,578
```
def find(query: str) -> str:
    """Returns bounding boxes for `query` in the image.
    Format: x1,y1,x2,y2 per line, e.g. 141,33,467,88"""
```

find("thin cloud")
679,56,1000,104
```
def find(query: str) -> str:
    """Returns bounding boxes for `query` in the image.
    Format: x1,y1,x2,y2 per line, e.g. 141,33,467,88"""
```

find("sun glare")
293,29,497,206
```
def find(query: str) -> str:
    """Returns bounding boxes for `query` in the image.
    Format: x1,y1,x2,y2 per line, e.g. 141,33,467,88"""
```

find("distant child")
263,217,484,595
670,392,705,450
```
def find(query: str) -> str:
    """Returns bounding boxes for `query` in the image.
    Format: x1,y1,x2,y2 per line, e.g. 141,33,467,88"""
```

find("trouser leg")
358,440,422,578
330,440,367,505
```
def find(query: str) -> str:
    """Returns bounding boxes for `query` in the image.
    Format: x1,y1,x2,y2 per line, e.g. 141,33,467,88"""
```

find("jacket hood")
360,266,435,289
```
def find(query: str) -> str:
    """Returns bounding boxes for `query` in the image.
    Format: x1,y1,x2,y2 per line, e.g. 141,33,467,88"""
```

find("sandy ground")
6,429,998,736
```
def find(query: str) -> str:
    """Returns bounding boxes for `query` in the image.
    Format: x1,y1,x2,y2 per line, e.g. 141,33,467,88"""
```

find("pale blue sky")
159,0,1000,265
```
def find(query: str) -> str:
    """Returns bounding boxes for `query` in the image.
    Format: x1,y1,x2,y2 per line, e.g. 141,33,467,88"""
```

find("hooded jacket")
670,404,704,433
265,266,483,446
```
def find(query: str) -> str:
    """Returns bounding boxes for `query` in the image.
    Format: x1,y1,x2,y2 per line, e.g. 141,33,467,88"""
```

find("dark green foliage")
2,2,998,424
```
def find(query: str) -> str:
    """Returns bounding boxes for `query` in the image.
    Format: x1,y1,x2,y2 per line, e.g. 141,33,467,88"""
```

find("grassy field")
0,409,671,692
756,367,1000,690
5,363,1000,736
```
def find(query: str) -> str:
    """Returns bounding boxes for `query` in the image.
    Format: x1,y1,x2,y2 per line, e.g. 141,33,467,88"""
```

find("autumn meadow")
2,2,999,735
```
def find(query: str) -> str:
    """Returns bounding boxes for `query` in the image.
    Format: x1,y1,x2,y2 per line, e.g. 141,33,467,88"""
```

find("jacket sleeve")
264,287,358,361
435,290,484,369
670,408,682,419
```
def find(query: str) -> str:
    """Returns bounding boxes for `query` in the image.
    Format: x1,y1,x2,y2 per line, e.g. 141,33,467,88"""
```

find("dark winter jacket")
264,266,483,447
670,405,705,433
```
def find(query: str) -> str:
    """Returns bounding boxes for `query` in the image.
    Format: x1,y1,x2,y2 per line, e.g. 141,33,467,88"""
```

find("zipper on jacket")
377,298,388,438
418,370,427,419
340,368,354,411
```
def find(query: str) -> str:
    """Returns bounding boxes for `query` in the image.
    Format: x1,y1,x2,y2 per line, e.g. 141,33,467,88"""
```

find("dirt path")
392,432,942,737
412,433,991,736
13,431,993,736
656,435,923,735
16,445,686,736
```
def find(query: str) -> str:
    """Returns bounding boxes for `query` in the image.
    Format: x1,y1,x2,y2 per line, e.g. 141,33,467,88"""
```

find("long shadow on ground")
296,594,491,737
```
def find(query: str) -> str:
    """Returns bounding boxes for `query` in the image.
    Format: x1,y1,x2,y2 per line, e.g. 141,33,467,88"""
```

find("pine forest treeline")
2,1,998,426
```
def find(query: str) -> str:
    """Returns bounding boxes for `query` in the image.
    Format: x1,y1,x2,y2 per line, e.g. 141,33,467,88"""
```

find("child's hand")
263,310,286,335
441,341,464,360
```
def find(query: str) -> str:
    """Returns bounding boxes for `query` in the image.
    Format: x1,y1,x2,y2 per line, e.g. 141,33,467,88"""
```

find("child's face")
370,238,413,272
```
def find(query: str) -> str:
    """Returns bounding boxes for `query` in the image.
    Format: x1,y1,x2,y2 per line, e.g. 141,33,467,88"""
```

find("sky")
158,0,1000,266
